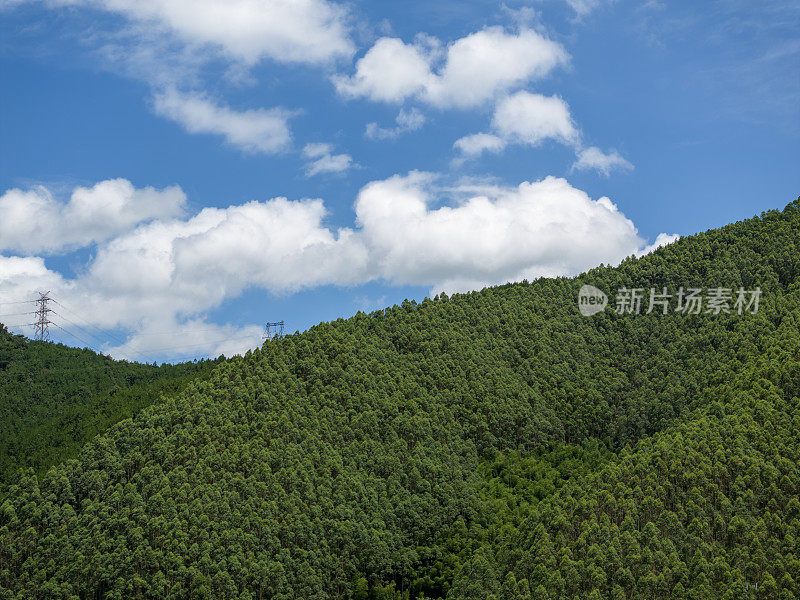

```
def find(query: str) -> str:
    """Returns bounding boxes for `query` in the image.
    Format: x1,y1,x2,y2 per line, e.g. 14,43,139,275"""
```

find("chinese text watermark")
578,285,761,317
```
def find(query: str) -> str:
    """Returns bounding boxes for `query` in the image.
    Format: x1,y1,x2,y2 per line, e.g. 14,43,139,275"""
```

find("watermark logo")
578,285,609,316
578,285,761,316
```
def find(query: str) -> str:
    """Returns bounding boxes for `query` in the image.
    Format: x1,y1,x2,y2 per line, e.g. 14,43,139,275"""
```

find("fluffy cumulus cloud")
153,89,294,154
454,91,578,157
164,198,368,297
492,92,578,145
353,173,644,292
301,143,355,176
454,92,634,175
35,0,354,65
0,256,65,301
0,175,673,359
0,196,366,359
334,27,568,108
573,146,634,176
335,38,432,103
0,179,185,254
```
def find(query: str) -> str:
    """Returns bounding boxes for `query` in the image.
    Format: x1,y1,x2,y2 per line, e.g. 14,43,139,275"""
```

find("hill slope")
0,328,220,487
0,200,798,599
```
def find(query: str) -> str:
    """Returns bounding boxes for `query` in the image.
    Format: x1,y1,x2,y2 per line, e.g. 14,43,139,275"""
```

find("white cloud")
107,318,264,362
75,196,368,331
169,198,368,296
354,173,644,291
0,179,186,254
365,108,426,140
334,37,433,103
493,91,578,145
1,174,671,359
636,232,680,257
0,256,65,301
426,27,569,108
453,133,507,156
454,93,635,175
2,2,350,160
35,0,354,65
455,91,579,159
0,195,368,358
302,143,355,176
153,89,294,154
335,27,568,108
74,172,655,302
572,146,634,176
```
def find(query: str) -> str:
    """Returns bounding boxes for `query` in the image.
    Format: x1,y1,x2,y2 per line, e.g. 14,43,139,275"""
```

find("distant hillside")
0,328,220,488
0,200,797,599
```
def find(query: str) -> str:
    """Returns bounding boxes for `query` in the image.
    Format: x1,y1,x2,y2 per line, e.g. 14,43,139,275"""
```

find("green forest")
0,330,221,488
0,199,798,599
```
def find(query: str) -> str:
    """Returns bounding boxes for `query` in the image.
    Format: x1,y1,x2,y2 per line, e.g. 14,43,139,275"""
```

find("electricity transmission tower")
34,291,52,341
263,321,285,341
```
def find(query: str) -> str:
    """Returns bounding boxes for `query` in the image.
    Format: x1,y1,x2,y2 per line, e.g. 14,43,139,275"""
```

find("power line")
50,298,128,347
16,295,260,362
52,302,245,339
50,296,261,358
50,311,112,348
0,312,36,318
50,322,99,353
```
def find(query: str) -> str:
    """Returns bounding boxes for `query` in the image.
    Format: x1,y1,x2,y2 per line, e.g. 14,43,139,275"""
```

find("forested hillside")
0,329,220,487
0,200,798,599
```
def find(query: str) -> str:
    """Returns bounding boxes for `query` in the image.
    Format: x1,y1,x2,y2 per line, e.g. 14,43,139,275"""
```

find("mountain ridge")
0,199,797,599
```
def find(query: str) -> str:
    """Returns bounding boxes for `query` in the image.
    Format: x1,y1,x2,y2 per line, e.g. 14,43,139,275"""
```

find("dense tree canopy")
0,328,220,487
0,199,798,599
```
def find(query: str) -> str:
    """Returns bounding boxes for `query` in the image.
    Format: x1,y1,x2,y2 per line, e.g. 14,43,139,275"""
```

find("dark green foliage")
416,441,613,597
0,199,798,599
0,329,220,487
448,282,800,599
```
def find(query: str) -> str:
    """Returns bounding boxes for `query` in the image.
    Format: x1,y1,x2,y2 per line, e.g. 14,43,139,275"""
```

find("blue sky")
0,0,798,362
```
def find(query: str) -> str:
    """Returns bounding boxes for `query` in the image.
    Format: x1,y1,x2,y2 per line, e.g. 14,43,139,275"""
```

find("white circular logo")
578,285,608,316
